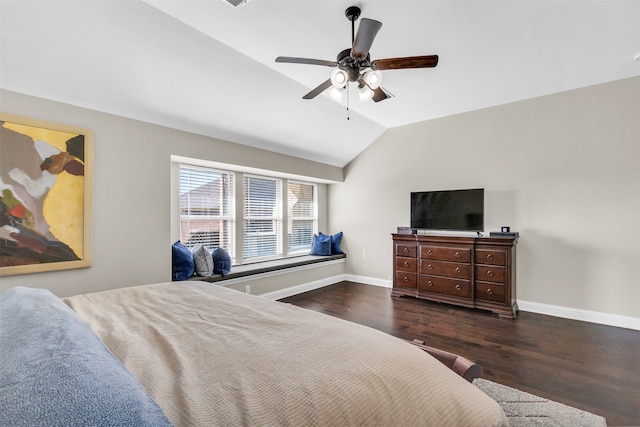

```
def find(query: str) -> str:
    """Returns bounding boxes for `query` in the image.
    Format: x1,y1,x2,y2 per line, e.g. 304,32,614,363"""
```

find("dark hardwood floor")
280,281,640,426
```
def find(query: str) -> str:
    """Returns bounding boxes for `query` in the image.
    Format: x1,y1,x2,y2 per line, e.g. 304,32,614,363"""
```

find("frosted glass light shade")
363,70,382,89
358,84,374,102
328,86,345,102
330,69,348,88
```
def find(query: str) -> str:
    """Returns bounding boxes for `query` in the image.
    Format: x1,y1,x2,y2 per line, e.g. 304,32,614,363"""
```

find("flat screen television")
410,188,484,232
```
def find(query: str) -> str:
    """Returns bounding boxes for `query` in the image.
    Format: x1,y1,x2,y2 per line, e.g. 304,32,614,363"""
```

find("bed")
1,282,508,426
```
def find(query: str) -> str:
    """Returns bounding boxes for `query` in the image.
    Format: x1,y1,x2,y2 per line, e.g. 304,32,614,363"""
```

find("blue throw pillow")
0,287,172,427
172,241,195,281
319,231,344,255
310,233,331,256
212,247,232,276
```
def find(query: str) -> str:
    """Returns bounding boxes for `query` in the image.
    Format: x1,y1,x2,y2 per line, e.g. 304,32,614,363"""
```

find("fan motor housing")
337,48,352,63
337,48,371,81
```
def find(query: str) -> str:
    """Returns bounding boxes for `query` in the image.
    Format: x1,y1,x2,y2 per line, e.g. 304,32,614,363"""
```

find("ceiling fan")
275,6,438,103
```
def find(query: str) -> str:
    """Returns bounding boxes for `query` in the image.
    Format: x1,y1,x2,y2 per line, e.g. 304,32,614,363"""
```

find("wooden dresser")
392,233,518,318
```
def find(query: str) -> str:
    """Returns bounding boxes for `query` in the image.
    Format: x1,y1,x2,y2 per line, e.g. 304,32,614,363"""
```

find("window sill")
187,253,346,284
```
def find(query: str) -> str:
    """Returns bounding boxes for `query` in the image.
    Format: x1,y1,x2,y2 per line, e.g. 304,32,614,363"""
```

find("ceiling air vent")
224,0,249,6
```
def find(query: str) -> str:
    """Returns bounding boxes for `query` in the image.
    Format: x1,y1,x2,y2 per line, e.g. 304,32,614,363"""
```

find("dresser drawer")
396,257,418,272
420,245,471,263
395,272,418,289
420,260,470,279
475,249,506,266
475,265,506,283
475,282,506,303
420,275,471,298
396,244,417,258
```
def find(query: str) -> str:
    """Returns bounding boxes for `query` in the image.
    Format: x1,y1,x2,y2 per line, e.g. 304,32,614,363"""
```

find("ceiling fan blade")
351,18,382,60
372,87,393,103
302,79,333,99
371,55,439,70
276,56,338,67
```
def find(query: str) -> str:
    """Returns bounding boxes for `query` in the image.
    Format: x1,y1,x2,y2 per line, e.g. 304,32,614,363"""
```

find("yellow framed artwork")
0,113,93,276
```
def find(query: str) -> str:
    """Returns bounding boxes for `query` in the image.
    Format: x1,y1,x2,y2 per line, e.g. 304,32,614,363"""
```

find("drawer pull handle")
403,276,409,282
428,264,433,270
455,284,461,291
455,252,461,258
427,249,433,255
427,281,433,287
487,289,493,295
487,254,493,260
403,247,409,254
455,267,461,273
487,270,493,277
403,261,409,267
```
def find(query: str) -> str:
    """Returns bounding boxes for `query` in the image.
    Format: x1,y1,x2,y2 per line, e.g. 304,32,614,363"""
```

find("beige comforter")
64,282,508,426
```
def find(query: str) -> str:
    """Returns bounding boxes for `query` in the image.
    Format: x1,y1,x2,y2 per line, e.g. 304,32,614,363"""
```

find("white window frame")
287,180,318,256
178,165,235,262
242,174,283,262
176,161,319,266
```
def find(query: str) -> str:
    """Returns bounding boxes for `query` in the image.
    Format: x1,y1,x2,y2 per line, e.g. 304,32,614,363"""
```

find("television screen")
410,189,484,232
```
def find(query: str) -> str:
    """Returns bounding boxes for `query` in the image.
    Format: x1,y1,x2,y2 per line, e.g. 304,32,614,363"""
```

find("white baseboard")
260,274,391,300
342,274,392,288
517,300,640,331
262,275,639,331
260,274,346,300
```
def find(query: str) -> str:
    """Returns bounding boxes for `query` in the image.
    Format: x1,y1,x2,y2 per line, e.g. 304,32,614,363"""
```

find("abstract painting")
0,114,92,276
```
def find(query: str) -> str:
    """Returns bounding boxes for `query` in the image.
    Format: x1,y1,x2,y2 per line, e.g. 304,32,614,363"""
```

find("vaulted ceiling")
1,0,639,167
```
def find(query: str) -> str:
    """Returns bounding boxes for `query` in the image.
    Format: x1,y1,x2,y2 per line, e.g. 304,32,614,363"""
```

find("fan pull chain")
346,83,350,120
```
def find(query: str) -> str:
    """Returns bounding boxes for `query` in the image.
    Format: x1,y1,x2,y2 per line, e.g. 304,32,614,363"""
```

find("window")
178,163,318,265
243,175,282,261
179,166,235,261
288,181,317,255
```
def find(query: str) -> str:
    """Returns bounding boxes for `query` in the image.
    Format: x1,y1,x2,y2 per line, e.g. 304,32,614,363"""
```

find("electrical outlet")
245,285,251,294
362,247,366,260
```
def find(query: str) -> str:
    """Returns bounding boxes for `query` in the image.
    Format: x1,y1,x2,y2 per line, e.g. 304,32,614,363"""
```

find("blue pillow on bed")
310,233,332,256
0,287,173,427
172,240,195,280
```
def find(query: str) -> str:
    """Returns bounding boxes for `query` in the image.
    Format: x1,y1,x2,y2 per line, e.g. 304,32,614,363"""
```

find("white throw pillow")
191,244,214,276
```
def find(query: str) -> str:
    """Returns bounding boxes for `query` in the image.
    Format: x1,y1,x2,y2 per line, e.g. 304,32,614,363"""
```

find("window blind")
287,181,317,254
179,166,235,260
243,175,282,261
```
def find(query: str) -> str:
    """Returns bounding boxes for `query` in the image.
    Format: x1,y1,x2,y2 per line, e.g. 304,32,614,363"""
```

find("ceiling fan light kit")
331,69,348,88
358,84,374,102
275,5,438,104
363,70,382,89
328,86,346,102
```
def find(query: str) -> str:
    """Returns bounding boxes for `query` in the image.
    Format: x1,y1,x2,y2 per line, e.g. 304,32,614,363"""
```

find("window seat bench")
188,253,346,283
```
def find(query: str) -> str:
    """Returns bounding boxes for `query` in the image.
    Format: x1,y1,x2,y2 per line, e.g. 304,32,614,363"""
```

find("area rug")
473,378,607,427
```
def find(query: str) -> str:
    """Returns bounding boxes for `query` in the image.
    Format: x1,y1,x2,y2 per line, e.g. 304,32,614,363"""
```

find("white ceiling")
1,0,639,167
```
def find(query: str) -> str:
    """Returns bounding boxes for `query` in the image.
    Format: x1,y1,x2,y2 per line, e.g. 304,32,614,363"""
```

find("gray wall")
3,77,639,321
0,89,343,297
329,77,640,319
